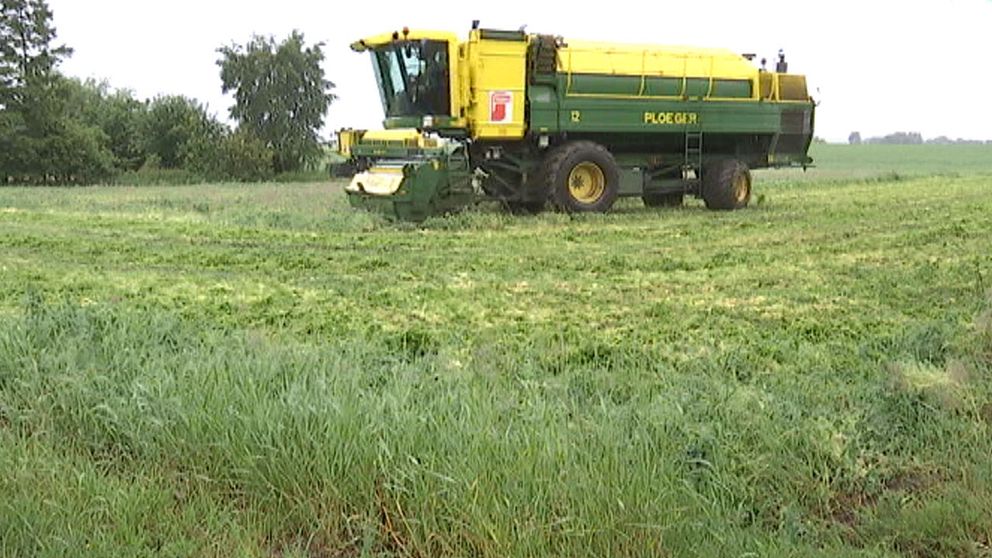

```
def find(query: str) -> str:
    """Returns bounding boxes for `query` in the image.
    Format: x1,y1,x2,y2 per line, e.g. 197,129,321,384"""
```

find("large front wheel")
542,141,620,213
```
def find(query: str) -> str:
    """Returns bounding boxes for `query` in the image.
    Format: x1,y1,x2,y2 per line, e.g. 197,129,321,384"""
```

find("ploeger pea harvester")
339,26,815,221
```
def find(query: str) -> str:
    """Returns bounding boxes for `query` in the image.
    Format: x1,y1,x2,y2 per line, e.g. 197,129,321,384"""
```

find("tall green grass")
3,295,989,557
2,145,992,556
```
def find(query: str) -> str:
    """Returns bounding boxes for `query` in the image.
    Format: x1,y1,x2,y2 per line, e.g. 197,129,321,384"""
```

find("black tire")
642,192,683,208
702,159,751,210
540,141,620,213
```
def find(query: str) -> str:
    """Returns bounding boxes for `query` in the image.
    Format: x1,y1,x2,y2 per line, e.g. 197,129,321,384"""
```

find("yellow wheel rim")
732,171,750,203
568,162,606,204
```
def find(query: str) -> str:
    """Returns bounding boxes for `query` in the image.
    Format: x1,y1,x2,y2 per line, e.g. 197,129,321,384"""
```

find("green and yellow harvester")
339,25,815,221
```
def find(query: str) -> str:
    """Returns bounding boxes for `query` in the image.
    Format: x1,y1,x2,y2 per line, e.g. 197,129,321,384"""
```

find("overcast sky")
48,0,992,142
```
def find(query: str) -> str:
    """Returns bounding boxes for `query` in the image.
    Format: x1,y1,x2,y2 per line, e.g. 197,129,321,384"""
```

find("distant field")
1,145,991,557
761,143,992,181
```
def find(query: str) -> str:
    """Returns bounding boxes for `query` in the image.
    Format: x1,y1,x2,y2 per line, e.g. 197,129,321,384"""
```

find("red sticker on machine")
489,91,513,123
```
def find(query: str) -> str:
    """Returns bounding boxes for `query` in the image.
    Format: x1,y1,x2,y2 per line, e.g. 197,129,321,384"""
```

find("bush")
184,129,275,183
214,130,275,182
63,79,149,172
144,95,225,169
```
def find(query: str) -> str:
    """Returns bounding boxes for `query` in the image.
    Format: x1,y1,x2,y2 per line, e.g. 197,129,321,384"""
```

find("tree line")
0,0,335,185
848,131,992,146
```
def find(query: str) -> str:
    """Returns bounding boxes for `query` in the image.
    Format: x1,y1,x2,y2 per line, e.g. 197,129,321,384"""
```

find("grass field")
1,144,991,557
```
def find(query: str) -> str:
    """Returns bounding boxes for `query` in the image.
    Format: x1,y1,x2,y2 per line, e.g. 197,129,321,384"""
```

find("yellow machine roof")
350,30,758,81
350,30,458,51
558,40,758,80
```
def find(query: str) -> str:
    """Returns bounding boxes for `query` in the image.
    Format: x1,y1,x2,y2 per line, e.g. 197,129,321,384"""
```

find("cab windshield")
370,40,450,118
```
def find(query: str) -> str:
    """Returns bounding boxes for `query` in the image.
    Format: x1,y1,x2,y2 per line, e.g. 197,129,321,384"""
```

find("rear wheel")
541,141,620,213
702,159,751,210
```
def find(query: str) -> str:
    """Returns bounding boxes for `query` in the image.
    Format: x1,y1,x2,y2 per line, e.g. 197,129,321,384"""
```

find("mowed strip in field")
1,144,991,557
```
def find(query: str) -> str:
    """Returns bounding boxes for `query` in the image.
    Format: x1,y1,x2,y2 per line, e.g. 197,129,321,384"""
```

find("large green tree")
217,31,335,173
1,0,113,183
0,0,71,88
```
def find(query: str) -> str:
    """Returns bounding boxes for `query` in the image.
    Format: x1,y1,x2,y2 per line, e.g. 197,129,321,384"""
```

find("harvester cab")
350,29,464,133
343,30,477,221
339,27,815,222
